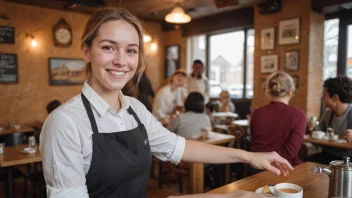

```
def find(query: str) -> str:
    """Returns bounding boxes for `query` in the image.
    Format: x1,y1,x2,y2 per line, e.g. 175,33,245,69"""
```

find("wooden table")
208,162,329,198
304,135,352,149
0,144,41,198
188,132,236,194
0,126,34,135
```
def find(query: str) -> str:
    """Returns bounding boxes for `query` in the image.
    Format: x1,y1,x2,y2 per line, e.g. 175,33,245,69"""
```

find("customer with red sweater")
249,72,306,175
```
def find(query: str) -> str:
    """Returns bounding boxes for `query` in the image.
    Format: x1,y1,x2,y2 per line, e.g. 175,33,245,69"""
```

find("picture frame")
284,50,299,71
278,18,300,45
165,45,180,78
292,75,299,89
49,58,86,85
261,78,267,91
261,28,275,50
261,54,279,73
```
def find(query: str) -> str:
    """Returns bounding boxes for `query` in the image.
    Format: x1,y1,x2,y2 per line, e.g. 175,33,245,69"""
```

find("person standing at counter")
40,7,293,198
307,76,352,164
186,59,209,103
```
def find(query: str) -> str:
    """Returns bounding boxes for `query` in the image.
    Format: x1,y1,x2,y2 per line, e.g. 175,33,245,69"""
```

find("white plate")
334,139,348,143
255,186,275,196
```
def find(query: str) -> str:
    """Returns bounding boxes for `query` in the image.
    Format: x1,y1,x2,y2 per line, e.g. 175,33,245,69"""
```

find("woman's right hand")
344,129,352,142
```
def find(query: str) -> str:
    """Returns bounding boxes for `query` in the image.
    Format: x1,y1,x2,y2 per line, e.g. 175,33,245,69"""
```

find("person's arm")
275,112,307,161
40,111,89,198
317,110,330,131
182,140,293,176
167,115,181,133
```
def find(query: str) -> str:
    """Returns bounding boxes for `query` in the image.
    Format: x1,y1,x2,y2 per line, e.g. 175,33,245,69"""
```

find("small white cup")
332,135,339,141
312,131,325,139
274,183,303,198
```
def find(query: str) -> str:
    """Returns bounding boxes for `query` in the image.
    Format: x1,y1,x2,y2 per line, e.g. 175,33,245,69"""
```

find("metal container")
312,157,352,197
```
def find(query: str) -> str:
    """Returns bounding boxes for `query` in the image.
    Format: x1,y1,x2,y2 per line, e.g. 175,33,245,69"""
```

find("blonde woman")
218,90,235,112
40,8,293,198
250,72,306,171
152,70,188,121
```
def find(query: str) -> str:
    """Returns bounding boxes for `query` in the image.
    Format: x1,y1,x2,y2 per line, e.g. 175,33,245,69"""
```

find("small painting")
261,28,275,50
261,54,279,73
285,50,299,71
165,45,180,78
49,58,86,85
278,18,300,45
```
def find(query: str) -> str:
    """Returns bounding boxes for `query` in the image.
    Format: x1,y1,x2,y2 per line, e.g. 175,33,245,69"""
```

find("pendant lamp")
165,3,191,24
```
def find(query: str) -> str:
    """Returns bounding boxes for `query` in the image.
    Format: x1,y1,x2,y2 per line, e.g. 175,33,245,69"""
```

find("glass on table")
28,136,36,151
0,142,5,154
327,127,335,138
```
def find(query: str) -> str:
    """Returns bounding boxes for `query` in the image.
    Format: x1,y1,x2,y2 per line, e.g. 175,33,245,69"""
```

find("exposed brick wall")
0,2,166,125
252,0,324,117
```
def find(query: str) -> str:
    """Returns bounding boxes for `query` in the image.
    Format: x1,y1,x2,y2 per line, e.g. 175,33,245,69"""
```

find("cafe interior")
1,0,352,197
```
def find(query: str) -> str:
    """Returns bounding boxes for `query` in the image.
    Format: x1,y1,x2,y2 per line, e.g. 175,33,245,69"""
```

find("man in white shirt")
186,59,209,103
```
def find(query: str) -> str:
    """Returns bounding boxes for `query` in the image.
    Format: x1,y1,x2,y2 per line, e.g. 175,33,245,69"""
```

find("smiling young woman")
40,7,294,198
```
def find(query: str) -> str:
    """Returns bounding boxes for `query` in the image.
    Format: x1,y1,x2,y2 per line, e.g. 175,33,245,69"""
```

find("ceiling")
6,0,256,22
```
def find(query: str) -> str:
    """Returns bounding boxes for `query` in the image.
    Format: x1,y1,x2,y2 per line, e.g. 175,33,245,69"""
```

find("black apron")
81,94,152,198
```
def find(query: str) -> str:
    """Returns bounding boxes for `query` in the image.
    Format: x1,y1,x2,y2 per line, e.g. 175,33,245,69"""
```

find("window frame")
326,10,352,76
203,27,254,100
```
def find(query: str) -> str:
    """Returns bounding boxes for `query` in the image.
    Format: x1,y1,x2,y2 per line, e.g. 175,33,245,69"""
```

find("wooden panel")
209,162,329,198
182,7,254,37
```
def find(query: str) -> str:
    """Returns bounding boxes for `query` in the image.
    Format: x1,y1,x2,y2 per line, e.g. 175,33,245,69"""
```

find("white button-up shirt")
152,84,187,121
40,82,185,197
186,75,209,103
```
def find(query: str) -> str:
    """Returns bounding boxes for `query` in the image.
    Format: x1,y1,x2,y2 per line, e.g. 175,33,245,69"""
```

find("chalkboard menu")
0,53,18,83
0,26,15,44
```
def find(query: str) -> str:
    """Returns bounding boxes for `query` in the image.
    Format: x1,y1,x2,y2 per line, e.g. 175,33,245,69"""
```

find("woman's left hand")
248,151,294,177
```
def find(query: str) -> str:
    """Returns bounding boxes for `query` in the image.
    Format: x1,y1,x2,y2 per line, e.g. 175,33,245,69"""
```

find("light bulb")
151,42,157,51
31,39,37,47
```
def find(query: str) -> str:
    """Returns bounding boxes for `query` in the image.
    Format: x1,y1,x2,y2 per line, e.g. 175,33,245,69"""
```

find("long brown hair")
81,7,146,83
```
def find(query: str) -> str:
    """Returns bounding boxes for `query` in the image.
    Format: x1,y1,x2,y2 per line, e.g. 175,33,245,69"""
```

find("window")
323,19,339,80
347,25,352,77
187,29,254,99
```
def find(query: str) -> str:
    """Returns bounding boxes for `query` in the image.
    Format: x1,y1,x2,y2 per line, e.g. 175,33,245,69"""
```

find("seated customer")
218,90,235,112
250,72,306,170
307,76,352,164
46,100,62,114
153,70,188,122
167,92,211,138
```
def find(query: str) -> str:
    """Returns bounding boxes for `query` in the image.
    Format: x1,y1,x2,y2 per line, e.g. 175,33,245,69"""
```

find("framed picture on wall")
278,18,300,45
284,50,299,71
261,54,279,73
165,45,180,78
292,75,299,89
49,58,86,85
261,28,275,50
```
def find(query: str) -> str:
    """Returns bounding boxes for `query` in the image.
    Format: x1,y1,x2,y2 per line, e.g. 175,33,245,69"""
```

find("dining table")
208,162,329,198
304,134,352,149
187,131,236,194
0,144,41,198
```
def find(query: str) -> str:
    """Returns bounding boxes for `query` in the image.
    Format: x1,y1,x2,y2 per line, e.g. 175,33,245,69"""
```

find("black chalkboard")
0,26,15,44
0,53,18,83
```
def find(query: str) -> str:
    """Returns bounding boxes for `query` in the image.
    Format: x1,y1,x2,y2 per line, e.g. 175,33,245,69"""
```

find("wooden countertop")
0,144,41,167
209,162,329,198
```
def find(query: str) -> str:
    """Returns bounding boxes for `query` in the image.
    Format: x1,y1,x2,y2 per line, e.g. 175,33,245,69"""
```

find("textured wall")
252,0,324,117
0,2,166,125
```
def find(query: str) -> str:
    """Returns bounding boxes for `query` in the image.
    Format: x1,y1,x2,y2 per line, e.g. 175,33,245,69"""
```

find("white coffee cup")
274,183,303,198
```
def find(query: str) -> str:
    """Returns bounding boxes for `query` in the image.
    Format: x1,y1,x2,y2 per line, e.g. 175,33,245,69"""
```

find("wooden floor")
0,177,187,198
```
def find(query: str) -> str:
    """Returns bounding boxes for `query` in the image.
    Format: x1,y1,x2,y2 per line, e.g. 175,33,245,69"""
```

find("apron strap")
127,106,142,125
81,93,99,134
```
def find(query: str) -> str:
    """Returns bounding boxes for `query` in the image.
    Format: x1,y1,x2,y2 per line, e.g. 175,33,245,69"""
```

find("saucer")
255,186,275,197
21,147,36,154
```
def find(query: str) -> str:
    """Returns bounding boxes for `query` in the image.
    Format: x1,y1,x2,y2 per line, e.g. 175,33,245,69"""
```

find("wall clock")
53,19,72,47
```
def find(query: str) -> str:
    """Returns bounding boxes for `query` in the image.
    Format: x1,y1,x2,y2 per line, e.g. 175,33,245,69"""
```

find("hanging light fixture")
165,3,191,24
